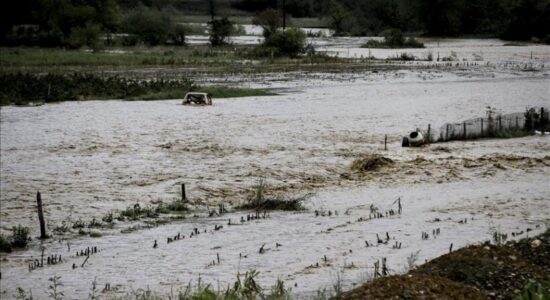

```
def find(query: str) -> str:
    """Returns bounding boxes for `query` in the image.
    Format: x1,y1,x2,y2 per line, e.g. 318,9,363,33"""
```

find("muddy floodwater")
1,39,550,298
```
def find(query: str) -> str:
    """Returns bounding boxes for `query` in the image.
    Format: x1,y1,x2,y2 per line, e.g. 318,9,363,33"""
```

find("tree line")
1,0,549,48
236,0,549,40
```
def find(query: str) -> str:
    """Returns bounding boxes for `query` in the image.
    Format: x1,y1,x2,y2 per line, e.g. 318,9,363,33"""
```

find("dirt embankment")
341,230,550,299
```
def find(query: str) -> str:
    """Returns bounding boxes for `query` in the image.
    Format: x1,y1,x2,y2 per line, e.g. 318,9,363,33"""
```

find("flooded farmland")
1,39,549,298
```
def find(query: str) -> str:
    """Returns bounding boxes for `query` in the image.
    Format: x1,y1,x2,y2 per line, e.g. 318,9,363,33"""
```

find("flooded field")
1,39,549,298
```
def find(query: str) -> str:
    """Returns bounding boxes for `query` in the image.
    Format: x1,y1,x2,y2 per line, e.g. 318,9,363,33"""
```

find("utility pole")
282,0,286,30
208,0,216,21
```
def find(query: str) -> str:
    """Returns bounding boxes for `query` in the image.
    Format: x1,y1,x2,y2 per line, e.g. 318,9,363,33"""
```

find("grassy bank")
343,229,550,299
0,46,343,68
0,72,275,105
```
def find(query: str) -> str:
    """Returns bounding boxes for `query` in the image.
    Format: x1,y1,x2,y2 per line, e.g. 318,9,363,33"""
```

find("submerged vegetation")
239,178,310,211
0,72,275,105
0,225,31,252
362,29,425,49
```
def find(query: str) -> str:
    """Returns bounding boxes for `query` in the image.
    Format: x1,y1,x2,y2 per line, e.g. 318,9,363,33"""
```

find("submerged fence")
421,107,549,143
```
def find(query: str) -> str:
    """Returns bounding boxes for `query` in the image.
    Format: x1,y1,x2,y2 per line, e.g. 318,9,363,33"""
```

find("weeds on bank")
238,178,311,211
0,225,31,252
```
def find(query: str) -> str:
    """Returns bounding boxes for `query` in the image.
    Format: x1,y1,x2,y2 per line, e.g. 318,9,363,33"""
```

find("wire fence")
421,107,549,143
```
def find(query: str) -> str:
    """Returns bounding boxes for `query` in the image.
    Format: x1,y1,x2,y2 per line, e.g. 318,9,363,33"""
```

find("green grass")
0,47,244,67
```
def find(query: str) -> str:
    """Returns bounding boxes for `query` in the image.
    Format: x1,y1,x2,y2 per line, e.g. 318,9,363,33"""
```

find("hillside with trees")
1,0,549,48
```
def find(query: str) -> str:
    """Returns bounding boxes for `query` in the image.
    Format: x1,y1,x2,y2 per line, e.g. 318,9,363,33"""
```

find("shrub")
0,73,196,105
72,218,86,229
263,28,307,57
121,34,139,46
239,178,310,211
253,9,281,38
168,24,187,46
515,280,550,300
362,29,424,49
383,28,405,47
0,234,12,252
208,17,233,46
67,24,102,51
10,225,30,248
122,8,172,46
102,212,114,223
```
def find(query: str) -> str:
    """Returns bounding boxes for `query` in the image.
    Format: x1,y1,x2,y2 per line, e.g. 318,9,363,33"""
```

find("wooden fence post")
37,192,47,239
463,122,467,139
427,124,431,143
498,115,502,131
481,118,484,136
181,184,187,203
384,135,387,151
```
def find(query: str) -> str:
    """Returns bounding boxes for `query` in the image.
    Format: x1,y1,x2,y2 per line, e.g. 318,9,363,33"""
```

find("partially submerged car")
402,131,425,147
182,92,212,105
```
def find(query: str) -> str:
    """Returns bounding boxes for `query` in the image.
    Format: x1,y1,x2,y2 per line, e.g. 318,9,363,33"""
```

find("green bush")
67,24,102,50
0,72,196,105
0,234,12,252
208,17,233,46
169,24,187,46
122,8,172,46
515,280,550,300
253,9,282,38
363,29,424,49
10,225,30,248
263,28,307,57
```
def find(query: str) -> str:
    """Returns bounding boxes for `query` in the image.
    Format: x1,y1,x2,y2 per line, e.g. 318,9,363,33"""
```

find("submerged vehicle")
182,92,212,105
402,131,425,147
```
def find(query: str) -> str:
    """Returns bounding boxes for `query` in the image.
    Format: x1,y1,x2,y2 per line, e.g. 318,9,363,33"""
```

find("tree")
67,24,102,50
122,7,172,46
253,9,282,38
1,0,120,47
208,0,216,20
327,0,351,36
263,27,307,57
169,24,187,46
208,17,233,46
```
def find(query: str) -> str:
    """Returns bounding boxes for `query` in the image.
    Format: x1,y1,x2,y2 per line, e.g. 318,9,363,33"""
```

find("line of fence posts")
436,107,548,143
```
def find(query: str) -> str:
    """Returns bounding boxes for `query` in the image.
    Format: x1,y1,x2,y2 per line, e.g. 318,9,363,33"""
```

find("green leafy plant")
515,280,550,300
48,276,64,300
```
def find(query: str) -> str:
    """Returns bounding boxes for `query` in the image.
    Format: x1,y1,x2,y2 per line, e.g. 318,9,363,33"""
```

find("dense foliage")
208,17,234,46
1,0,549,47
263,27,307,57
362,29,425,48
1,0,119,47
0,73,196,105
232,0,550,41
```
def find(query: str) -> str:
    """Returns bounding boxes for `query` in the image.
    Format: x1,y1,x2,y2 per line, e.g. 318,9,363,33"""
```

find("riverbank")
343,229,550,299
